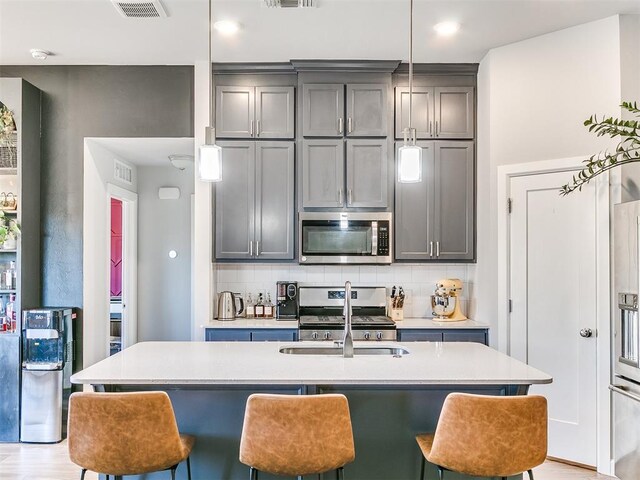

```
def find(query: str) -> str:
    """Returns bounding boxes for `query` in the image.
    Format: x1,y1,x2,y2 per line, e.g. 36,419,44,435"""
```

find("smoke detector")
264,0,315,7
111,0,167,18
30,49,50,60
168,154,194,171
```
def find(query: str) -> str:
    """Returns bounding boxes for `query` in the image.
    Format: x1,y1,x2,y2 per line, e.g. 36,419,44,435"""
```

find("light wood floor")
0,440,616,480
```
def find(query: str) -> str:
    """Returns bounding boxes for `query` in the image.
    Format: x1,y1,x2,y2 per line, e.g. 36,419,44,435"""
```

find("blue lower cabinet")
205,328,297,342
398,329,488,345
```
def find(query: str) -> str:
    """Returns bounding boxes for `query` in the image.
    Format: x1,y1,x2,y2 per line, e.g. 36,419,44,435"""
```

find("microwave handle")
371,221,378,256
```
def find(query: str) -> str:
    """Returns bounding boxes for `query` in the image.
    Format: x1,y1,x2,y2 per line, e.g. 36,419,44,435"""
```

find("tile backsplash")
214,264,473,319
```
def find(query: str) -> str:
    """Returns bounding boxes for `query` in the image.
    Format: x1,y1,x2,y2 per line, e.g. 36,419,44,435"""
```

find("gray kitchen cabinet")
442,331,487,344
302,84,344,137
205,328,298,342
215,141,294,260
216,86,294,139
346,139,388,208
346,84,387,137
398,328,488,345
301,139,345,208
395,141,474,261
395,86,474,140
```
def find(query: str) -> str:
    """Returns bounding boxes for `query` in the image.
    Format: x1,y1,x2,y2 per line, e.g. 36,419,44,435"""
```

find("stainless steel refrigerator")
612,201,640,478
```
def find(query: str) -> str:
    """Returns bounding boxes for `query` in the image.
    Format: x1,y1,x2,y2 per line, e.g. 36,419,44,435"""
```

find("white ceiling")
1,0,639,65
90,137,194,167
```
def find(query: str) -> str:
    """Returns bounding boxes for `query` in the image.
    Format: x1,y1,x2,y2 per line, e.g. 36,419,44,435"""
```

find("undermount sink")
279,346,410,357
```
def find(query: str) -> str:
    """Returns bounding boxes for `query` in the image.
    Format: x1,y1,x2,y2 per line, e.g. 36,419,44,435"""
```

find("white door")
509,171,597,466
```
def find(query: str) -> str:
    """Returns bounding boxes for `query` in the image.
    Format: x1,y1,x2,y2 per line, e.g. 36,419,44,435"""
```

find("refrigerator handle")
610,384,640,403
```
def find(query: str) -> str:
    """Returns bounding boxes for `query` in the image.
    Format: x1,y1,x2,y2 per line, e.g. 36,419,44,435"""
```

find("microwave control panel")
377,223,390,255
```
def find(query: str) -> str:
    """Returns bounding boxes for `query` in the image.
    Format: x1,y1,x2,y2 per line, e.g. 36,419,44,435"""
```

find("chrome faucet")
343,281,354,358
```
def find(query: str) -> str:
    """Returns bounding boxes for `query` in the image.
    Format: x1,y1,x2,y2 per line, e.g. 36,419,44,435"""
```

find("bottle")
9,262,16,291
4,262,14,290
8,294,15,333
255,293,265,318
264,293,274,318
6,294,14,333
0,296,5,332
245,293,255,319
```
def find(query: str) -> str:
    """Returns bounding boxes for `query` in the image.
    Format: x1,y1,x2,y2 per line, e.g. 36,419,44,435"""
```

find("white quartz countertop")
396,318,488,329
203,318,487,330
71,341,551,386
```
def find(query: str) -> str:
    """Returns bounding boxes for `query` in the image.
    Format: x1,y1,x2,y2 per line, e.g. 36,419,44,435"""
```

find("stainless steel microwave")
298,212,392,265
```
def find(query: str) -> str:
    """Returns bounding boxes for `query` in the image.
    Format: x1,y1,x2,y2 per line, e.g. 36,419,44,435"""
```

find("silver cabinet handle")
250,120,254,137
429,241,434,257
249,240,253,256
429,121,433,136
256,120,261,137
347,117,353,134
338,117,344,135
435,120,439,137
338,188,343,205
436,241,440,257
348,189,353,205
610,384,640,403
256,240,260,257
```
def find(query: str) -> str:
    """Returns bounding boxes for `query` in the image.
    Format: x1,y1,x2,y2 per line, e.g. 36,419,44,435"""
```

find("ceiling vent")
114,160,133,185
264,0,315,8
111,0,167,18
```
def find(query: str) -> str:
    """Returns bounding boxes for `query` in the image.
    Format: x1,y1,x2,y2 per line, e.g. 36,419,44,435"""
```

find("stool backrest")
240,393,355,476
428,393,547,477
68,391,186,475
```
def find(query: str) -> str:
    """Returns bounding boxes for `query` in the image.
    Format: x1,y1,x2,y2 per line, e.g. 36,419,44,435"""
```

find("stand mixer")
430,278,467,321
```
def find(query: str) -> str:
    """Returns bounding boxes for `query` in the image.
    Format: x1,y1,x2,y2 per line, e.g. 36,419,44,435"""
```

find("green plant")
0,210,20,246
0,104,16,134
560,101,640,195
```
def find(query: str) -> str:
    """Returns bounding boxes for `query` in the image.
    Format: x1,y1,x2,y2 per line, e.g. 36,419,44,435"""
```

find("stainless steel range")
298,286,396,341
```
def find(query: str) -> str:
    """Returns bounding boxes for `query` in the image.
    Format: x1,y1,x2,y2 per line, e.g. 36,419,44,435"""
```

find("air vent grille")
114,160,133,185
112,0,167,18
264,0,314,7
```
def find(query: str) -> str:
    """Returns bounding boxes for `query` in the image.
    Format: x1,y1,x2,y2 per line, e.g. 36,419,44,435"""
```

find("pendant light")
398,0,422,183
198,0,222,182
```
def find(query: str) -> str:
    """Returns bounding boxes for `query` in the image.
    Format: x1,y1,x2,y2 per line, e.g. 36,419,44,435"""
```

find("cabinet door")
443,331,487,345
346,139,388,208
433,142,474,260
394,142,435,260
395,87,434,139
302,84,344,137
434,87,474,139
302,139,345,208
346,84,387,137
255,87,295,139
398,330,443,342
255,142,295,260
215,142,256,259
215,86,255,138
251,330,297,342
205,329,252,341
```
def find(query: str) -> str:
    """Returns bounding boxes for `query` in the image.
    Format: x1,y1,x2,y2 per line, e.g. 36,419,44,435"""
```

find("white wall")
475,15,623,346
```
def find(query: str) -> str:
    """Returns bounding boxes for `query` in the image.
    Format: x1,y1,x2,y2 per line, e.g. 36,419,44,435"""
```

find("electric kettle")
217,291,244,320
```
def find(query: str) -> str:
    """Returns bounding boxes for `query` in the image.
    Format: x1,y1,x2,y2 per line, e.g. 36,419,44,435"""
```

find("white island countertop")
71,341,551,387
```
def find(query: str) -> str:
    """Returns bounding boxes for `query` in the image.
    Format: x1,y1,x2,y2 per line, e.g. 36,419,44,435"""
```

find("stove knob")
376,332,383,341
324,331,332,340
311,332,319,340
363,331,371,340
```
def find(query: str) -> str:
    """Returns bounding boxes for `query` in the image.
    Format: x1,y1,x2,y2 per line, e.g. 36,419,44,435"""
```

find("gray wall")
0,66,194,310
137,164,193,342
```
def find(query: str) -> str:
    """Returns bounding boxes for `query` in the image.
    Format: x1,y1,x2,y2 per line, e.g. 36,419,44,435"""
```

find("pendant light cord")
408,0,414,133
208,0,213,138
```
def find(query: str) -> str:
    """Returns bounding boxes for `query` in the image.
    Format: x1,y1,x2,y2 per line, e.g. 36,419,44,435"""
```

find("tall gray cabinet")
0,78,42,442
215,141,294,260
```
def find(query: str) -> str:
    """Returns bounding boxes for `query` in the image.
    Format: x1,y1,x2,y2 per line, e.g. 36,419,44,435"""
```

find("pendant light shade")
398,0,422,184
198,143,222,182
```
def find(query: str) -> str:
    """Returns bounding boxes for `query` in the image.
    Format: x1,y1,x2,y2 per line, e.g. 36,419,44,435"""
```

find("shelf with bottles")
0,292,17,333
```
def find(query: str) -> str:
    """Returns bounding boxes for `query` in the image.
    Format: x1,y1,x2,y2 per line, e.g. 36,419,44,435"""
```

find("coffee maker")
276,282,298,319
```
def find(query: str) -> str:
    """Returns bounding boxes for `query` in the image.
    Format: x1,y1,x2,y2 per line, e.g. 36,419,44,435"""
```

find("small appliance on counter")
298,285,396,341
430,279,467,321
276,281,298,319
388,286,405,321
216,291,244,320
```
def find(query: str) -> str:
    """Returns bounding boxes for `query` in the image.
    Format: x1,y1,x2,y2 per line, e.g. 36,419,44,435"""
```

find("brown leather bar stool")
240,393,355,479
416,393,547,480
68,391,195,480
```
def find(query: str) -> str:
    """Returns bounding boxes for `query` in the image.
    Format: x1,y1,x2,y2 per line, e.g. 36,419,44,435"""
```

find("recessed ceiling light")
30,49,50,60
213,20,240,35
434,21,460,37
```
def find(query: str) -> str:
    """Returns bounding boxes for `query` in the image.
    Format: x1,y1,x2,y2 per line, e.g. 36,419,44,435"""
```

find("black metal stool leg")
249,466,258,480
171,465,178,480
419,455,425,480
528,470,535,480
337,466,344,480
437,466,445,480
80,469,86,480
186,456,192,480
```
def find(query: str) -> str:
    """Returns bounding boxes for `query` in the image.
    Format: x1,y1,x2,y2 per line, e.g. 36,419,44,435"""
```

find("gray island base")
71,342,552,480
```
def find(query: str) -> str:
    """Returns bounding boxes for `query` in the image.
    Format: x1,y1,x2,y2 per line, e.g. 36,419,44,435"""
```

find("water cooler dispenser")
20,308,76,443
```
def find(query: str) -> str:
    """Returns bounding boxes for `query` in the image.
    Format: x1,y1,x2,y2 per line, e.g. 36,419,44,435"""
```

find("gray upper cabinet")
255,87,295,139
215,142,255,259
255,142,295,259
394,141,474,261
216,87,255,138
216,86,294,139
346,140,388,208
346,84,387,137
395,87,433,139
215,141,295,261
302,139,345,208
434,87,474,139
395,86,474,140
302,84,344,137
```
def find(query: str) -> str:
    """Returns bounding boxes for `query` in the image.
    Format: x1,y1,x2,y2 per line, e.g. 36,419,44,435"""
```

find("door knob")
579,328,594,338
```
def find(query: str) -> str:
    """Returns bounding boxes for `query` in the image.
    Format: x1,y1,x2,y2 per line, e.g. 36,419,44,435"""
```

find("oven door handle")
610,384,640,403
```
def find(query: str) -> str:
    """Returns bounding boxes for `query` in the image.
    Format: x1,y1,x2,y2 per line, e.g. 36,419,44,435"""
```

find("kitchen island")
72,341,551,480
